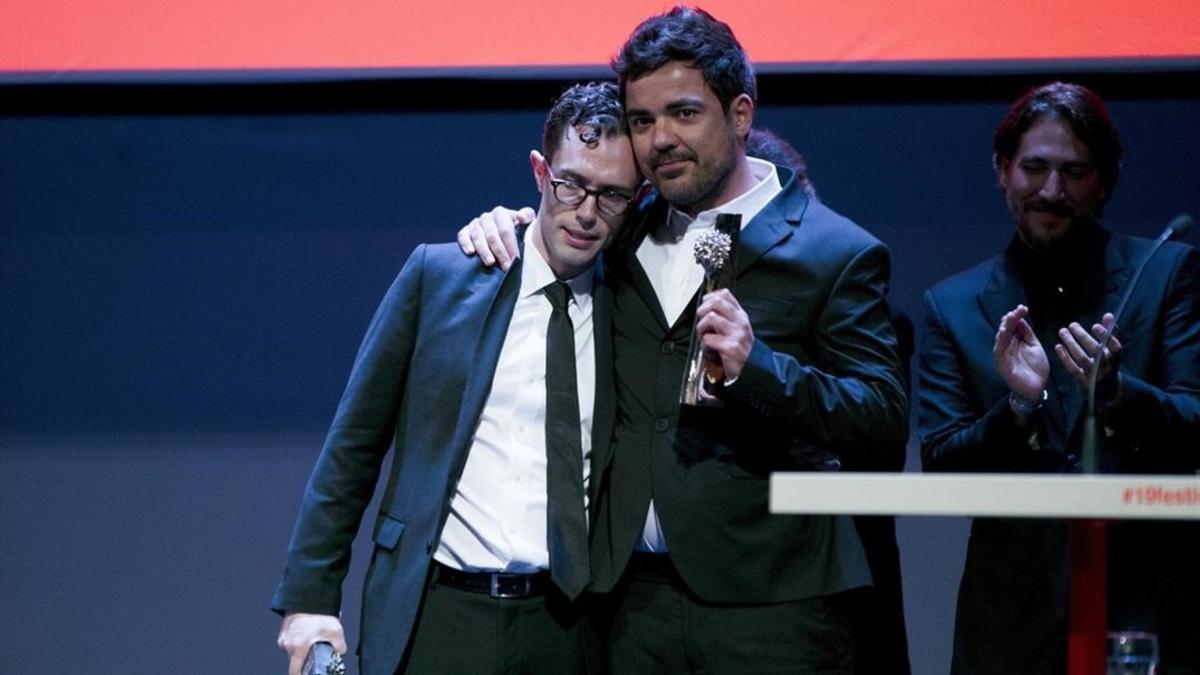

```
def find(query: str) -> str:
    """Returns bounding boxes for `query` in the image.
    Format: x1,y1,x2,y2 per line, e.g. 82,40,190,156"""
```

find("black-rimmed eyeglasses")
547,170,635,217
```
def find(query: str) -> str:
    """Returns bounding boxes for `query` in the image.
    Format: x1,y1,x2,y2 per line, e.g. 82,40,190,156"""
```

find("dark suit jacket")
843,309,915,675
918,226,1200,674
271,241,616,675
590,167,909,604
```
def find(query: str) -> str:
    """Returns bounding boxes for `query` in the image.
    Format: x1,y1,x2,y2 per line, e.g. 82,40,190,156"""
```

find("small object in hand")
693,230,733,277
303,641,346,675
682,224,738,407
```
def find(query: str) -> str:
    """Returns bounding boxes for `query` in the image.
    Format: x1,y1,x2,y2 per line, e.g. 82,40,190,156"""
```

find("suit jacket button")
654,418,669,432
660,342,675,354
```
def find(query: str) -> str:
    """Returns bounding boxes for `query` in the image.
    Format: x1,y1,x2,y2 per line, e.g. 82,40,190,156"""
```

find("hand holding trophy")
681,214,740,406
303,642,346,675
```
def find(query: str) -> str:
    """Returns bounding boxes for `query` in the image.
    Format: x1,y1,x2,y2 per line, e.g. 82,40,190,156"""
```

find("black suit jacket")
590,167,908,603
918,226,1200,674
271,241,616,675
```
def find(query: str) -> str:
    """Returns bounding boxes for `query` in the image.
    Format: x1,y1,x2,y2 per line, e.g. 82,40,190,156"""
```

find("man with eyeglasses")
271,82,641,675
458,8,907,673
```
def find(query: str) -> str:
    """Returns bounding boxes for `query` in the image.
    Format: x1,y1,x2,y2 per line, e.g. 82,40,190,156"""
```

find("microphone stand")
1081,215,1191,473
1068,214,1192,675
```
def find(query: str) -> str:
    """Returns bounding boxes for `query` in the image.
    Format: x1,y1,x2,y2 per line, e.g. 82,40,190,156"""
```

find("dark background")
2,68,1198,673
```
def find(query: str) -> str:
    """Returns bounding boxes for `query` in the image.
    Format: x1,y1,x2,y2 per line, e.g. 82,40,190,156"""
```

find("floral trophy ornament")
681,213,741,406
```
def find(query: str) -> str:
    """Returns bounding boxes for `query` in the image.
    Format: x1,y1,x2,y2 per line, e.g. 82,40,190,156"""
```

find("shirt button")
654,418,669,432
660,342,675,354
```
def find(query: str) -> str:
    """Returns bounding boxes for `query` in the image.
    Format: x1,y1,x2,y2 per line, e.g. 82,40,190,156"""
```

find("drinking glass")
1107,631,1158,675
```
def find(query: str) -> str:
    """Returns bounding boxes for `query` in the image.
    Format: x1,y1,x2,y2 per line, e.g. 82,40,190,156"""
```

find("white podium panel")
769,473,1200,520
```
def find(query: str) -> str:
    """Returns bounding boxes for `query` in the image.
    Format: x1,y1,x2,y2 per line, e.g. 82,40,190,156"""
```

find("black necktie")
544,281,589,600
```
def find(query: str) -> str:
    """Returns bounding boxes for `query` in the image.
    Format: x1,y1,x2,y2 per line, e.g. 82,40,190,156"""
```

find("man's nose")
653,120,678,150
575,194,598,226
1039,170,1064,200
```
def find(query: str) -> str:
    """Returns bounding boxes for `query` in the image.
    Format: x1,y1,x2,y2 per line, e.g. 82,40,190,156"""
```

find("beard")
1011,198,1097,253
649,132,740,214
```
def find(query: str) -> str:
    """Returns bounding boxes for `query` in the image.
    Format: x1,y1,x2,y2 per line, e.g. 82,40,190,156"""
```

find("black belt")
432,562,551,598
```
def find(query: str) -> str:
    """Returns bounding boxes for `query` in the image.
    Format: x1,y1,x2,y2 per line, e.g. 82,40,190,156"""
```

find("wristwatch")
1009,389,1047,416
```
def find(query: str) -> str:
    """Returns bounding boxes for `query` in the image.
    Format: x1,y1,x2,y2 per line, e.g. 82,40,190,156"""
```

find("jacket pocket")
371,513,406,551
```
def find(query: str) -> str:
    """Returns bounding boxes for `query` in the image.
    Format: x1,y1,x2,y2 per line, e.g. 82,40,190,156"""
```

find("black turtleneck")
1007,220,1110,349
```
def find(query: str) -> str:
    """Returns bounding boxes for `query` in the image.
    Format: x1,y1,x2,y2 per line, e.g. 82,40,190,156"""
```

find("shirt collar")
662,157,783,239
519,225,595,303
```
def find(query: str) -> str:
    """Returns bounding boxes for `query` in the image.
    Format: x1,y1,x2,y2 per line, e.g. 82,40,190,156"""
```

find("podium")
770,473,1200,674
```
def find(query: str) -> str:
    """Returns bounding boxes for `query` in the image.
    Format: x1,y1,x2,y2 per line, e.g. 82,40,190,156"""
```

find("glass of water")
1107,631,1158,675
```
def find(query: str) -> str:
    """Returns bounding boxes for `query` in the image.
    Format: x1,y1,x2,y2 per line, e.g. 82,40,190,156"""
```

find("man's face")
530,129,639,279
624,61,751,215
998,117,1106,251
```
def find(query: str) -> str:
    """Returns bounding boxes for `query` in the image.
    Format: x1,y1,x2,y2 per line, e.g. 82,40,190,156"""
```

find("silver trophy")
303,642,346,675
680,214,740,406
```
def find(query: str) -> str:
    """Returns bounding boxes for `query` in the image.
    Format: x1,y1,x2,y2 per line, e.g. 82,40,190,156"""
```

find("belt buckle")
489,573,529,598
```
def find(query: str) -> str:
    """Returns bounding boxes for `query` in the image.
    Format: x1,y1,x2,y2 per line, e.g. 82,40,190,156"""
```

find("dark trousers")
400,568,587,674
603,554,854,675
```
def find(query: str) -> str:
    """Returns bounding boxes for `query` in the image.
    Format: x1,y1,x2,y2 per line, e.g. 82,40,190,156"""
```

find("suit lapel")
450,258,523,454
620,198,673,332
977,255,1027,335
622,170,803,331
589,261,615,509
624,249,672,332
1102,234,1132,312
734,189,800,279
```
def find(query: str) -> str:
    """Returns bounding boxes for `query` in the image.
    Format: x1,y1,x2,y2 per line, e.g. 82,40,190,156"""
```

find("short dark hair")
612,6,756,112
542,81,626,163
745,127,818,200
994,82,1122,205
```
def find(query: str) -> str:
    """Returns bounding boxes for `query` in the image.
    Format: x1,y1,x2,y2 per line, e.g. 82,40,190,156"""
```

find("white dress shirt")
633,157,783,553
434,227,596,573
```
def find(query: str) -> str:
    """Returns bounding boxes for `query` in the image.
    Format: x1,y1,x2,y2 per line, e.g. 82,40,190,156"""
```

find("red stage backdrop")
1,0,1198,73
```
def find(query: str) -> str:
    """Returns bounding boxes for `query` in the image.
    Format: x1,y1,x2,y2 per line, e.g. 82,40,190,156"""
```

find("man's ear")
530,150,548,193
729,93,754,138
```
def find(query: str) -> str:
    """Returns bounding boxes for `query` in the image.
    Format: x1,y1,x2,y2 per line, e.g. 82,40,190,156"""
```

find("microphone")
1081,213,1193,473
1165,212,1195,238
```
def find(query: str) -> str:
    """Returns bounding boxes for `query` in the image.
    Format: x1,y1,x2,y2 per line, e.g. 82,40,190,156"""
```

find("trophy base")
680,376,724,407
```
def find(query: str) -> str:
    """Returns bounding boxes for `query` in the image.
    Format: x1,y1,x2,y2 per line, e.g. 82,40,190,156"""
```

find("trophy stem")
680,278,721,407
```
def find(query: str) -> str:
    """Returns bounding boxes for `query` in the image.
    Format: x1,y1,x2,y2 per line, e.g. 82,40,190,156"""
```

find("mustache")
1024,200,1075,217
651,150,695,168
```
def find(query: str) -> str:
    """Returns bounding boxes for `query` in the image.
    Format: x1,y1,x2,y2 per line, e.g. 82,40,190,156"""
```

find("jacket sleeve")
917,288,1038,472
271,244,426,615
1107,246,1200,469
720,241,909,467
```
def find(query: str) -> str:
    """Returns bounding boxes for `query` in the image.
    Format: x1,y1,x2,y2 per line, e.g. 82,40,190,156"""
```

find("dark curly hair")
612,6,755,112
542,81,626,163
